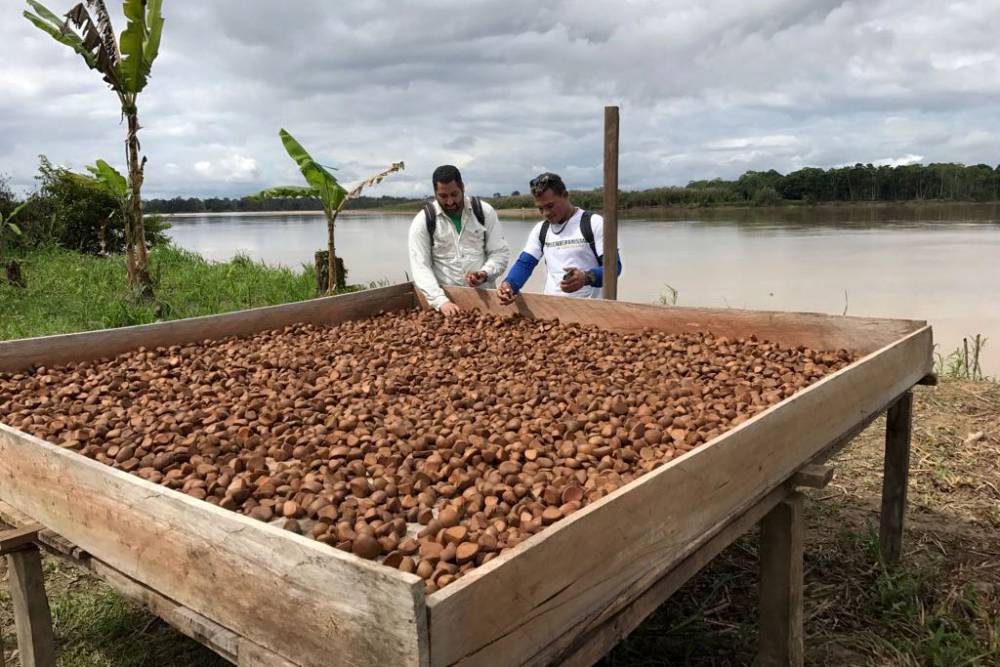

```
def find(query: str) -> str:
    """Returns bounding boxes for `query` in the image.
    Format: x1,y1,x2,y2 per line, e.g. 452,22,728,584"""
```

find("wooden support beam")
550,486,789,667
602,105,619,301
758,492,804,667
0,524,42,555
6,546,56,667
789,465,833,489
880,391,913,566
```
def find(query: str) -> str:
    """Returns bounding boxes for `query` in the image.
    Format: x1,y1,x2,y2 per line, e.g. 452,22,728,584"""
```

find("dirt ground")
2,380,998,666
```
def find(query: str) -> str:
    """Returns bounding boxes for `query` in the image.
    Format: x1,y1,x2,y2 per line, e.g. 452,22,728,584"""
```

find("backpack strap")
423,203,436,244
471,197,485,227
580,210,600,261
537,220,550,255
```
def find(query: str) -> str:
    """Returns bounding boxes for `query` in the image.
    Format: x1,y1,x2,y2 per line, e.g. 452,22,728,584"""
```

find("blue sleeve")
505,252,538,292
590,252,623,288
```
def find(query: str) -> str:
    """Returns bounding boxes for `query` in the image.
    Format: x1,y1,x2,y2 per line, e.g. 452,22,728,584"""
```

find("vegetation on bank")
140,161,1000,214
0,246,321,341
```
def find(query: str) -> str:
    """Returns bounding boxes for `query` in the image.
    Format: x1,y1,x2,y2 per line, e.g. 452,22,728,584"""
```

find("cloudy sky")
2,0,999,199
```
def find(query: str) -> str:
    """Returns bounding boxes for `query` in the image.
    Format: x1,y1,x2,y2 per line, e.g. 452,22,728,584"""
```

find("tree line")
489,162,1000,211
138,162,1000,214
145,194,415,214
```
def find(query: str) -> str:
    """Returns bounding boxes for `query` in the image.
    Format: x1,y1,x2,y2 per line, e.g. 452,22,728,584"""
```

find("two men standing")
409,166,621,314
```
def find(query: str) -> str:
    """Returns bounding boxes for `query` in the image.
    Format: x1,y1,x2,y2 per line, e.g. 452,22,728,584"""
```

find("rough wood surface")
544,486,789,667
0,524,42,555
789,465,834,489
6,546,56,667
758,493,805,667
440,285,925,356
602,106,619,301
0,425,429,667
880,391,914,566
427,326,931,667
0,283,416,372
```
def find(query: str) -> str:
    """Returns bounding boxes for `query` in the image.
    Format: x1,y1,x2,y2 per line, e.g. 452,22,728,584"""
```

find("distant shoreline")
155,199,1000,220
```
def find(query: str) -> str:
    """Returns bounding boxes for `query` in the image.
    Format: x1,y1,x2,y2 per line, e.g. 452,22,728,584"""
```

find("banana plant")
24,0,164,298
253,129,404,292
86,159,128,254
0,202,27,262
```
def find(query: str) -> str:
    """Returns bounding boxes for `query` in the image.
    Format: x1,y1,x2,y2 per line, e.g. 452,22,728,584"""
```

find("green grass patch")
0,245,330,341
49,586,227,667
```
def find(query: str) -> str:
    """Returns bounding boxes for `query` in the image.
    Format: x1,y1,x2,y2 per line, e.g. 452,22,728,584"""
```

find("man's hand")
440,302,461,317
560,267,587,293
464,271,488,287
497,281,518,305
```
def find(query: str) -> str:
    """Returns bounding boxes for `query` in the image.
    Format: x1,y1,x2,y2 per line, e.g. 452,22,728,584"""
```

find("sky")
2,0,1000,199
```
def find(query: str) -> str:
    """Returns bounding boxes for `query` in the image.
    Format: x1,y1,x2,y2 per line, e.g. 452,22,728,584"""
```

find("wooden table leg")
880,391,913,566
6,546,56,667
758,492,804,667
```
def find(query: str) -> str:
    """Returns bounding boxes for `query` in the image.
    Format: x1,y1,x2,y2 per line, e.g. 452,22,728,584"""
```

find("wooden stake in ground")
880,390,913,565
758,492,805,667
602,105,619,301
1,525,55,667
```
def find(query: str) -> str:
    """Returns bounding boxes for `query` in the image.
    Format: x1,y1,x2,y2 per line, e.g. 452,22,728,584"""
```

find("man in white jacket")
408,165,510,316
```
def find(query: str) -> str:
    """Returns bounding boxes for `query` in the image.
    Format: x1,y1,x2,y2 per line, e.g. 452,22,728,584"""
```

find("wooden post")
758,492,804,667
5,547,56,667
880,391,913,565
602,106,619,301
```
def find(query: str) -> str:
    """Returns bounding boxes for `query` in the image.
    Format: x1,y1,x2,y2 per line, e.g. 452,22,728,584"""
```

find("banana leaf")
86,159,129,197
119,0,161,93
278,129,347,210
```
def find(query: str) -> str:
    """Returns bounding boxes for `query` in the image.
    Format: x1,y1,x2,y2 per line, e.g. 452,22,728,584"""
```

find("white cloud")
2,0,1000,198
192,154,259,182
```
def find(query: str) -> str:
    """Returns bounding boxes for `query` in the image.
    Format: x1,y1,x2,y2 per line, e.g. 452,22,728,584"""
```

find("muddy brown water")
165,203,1000,376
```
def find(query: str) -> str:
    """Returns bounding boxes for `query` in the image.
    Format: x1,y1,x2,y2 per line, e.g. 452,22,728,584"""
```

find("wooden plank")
0,509,288,667
880,391,913,566
6,546,56,667
0,283,416,372
548,486,789,667
602,105,619,301
441,286,925,356
758,493,804,667
0,425,429,667
427,326,931,667
237,639,300,667
0,524,42,555
789,465,833,490
89,560,241,664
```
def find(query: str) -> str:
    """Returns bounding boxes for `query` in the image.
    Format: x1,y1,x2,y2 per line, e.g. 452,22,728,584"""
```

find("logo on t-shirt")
545,238,589,249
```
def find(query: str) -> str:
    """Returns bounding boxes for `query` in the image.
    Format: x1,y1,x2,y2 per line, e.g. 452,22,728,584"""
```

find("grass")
0,245,324,340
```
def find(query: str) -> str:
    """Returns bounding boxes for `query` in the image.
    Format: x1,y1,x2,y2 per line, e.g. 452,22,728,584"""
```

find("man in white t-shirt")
497,172,621,304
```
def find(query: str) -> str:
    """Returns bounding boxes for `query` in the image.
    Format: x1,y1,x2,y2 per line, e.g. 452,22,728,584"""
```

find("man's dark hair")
432,165,463,188
529,172,567,197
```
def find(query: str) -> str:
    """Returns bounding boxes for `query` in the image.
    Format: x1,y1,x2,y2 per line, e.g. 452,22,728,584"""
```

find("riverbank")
155,198,1000,222
1,379,996,665
0,246,326,341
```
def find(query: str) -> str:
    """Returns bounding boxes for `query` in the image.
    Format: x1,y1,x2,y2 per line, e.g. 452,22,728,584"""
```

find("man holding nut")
498,172,622,304
409,165,510,317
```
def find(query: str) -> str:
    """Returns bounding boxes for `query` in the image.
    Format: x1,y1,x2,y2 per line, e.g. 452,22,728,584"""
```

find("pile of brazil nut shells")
0,309,854,592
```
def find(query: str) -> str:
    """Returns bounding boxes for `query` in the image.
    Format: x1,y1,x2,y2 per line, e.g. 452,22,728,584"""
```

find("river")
164,203,1000,376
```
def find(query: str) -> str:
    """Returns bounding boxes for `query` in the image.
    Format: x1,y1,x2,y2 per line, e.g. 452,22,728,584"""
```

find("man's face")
434,180,465,214
534,189,572,224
